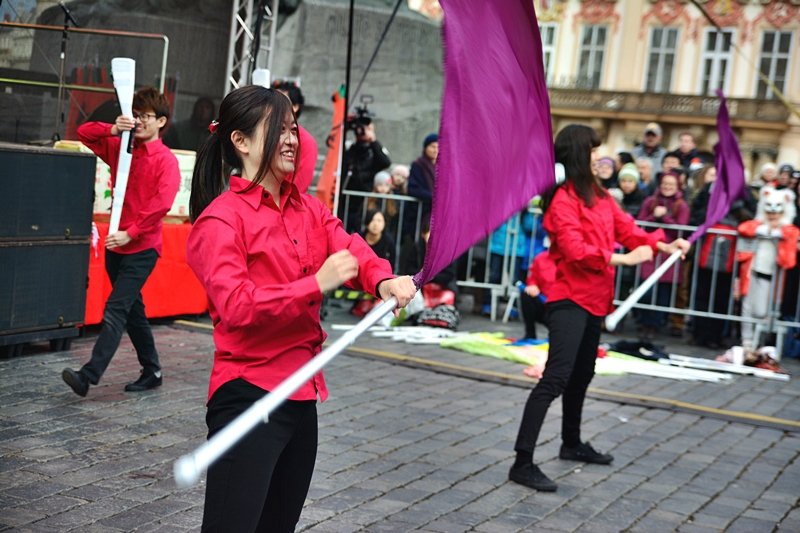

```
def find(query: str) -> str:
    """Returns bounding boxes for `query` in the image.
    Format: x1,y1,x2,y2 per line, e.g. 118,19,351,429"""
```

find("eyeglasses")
133,112,157,121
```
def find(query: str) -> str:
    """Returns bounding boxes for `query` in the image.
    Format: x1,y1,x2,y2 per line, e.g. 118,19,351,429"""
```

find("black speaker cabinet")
0,241,89,332
0,142,95,240
0,143,95,343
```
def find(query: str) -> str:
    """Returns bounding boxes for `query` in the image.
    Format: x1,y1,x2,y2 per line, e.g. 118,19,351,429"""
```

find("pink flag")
688,90,748,243
414,0,555,286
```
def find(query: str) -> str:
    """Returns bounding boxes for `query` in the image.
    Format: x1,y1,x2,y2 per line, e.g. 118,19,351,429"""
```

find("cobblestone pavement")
1,305,798,532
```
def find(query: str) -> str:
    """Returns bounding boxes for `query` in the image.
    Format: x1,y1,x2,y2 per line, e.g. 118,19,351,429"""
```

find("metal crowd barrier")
612,221,792,354
337,190,798,356
337,189,533,319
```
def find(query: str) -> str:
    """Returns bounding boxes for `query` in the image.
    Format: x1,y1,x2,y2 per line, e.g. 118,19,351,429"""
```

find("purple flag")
414,0,554,286
688,90,748,243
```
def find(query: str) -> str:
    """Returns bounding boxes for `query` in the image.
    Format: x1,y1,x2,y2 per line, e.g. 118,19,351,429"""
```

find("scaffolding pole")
224,0,282,95
224,0,255,94
254,0,281,74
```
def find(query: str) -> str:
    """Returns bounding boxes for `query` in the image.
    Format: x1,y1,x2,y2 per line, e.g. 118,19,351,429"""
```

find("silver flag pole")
173,296,399,488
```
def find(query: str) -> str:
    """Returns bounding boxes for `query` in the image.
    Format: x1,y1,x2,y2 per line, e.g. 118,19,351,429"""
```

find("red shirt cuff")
296,274,323,300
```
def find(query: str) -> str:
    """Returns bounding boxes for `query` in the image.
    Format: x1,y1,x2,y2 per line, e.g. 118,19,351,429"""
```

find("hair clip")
208,120,219,134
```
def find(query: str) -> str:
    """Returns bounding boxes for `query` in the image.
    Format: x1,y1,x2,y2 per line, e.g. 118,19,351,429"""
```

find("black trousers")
520,292,546,339
202,379,318,533
514,300,602,456
81,249,160,384
693,268,733,345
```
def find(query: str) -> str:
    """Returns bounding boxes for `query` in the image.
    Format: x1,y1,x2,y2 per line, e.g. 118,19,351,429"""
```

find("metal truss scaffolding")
224,0,281,95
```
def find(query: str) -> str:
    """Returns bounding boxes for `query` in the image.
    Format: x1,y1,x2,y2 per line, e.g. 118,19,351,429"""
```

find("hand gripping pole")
605,250,682,332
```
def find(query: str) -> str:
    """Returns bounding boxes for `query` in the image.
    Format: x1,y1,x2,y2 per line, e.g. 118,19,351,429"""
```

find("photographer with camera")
341,103,391,233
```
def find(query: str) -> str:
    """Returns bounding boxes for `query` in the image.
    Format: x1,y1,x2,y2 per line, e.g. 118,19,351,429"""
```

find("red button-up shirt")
187,175,393,402
545,184,664,316
77,122,180,255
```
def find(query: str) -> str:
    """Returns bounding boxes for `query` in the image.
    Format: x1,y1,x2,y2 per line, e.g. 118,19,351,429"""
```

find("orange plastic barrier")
85,220,207,325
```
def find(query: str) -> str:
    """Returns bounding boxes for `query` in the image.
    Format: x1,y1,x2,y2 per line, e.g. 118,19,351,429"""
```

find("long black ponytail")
189,85,295,222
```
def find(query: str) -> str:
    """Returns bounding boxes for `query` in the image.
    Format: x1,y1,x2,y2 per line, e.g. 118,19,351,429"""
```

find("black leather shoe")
559,441,613,465
62,368,89,397
508,463,557,492
125,371,162,392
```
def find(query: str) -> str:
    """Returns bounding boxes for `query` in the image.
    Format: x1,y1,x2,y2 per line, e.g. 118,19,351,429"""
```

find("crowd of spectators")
245,95,797,352
580,123,800,353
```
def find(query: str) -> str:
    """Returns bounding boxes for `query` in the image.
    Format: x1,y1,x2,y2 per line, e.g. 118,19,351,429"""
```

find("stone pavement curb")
1,309,798,532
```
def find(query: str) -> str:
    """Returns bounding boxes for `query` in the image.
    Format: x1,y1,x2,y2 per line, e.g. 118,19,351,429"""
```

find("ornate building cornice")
536,0,566,23
573,0,621,33
749,1,799,36
640,0,695,40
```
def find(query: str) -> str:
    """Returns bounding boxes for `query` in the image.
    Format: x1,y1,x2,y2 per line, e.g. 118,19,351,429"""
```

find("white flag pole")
605,250,682,332
173,297,399,488
109,58,136,234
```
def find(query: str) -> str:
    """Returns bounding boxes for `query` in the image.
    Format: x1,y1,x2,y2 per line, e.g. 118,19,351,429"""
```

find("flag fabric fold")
688,90,747,243
414,0,554,286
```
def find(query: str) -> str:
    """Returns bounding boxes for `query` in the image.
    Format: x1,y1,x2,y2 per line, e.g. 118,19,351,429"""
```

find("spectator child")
390,164,410,195
617,163,645,217
367,171,399,235
483,211,533,316
737,186,800,352
520,250,556,340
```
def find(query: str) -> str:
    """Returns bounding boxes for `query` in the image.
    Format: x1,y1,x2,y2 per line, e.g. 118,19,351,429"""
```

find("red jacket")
736,220,799,296
544,184,663,316
525,250,556,298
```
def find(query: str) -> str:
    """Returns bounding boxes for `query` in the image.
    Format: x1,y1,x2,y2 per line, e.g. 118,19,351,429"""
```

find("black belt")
755,271,773,281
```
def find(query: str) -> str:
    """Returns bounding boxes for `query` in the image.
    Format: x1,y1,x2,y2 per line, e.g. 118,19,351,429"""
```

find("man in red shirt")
62,87,181,397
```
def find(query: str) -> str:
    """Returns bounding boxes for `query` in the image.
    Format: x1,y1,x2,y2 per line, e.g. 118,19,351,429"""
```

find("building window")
699,28,735,96
645,27,678,93
539,23,557,84
577,25,606,89
756,30,792,99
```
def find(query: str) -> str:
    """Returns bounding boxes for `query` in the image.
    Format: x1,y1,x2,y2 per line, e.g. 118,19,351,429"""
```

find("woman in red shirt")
509,125,689,492
186,86,416,532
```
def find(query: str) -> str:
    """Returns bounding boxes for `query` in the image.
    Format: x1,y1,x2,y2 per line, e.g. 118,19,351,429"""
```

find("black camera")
346,95,374,137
